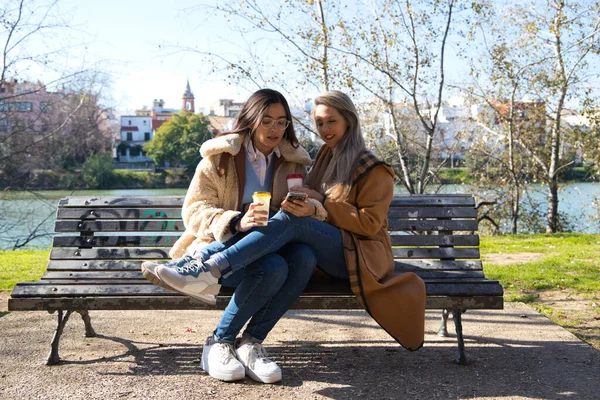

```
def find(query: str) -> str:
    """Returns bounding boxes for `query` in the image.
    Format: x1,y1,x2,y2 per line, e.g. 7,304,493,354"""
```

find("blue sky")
15,0,473,115
63,0,251,115
15,0,598,116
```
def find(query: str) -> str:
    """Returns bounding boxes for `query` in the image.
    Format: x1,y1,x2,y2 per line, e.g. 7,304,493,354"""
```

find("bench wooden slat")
54,220,185,232
56,208,182,219
56,218,478,233
50,247,481,261
390,235,479,246
46,260,145,270
52,236,179,248
10,280,503,297
34,277,498,286
390,196,475,206
41,268,486,281
50,248,171,260
394,260,483,270
388,219,478,231
53,234,480,249
58,196,185,207
392,248,480,259
387,207,477,218
7,295,503,312
44,259,484,272
58,206,477,220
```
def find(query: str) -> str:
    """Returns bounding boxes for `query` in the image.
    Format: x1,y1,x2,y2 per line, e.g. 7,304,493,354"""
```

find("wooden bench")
8,194,503,366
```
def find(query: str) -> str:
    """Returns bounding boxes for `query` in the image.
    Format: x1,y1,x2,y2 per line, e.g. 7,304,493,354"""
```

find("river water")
1,183,598,249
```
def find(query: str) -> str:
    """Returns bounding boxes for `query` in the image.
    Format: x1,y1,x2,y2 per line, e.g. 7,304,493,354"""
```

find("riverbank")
4,168,191,191
3,166,597,192
436,166,599,184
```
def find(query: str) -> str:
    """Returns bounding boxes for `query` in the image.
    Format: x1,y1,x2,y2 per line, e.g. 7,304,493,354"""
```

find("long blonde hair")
313,90,366,201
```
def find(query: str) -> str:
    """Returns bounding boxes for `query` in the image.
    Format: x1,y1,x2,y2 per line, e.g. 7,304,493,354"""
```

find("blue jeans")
193,212,348,342
197,210,348,281
193,241,317,343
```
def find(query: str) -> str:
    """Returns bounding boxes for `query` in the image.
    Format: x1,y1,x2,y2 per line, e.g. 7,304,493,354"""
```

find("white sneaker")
142,257,218,306
201,337,245,382
235,340,282,383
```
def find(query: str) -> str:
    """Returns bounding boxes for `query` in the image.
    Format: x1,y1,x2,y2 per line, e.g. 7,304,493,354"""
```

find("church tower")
182,80,195,113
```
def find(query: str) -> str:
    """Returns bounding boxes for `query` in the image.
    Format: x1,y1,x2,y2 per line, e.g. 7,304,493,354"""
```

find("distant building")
182,80,195,113
210,99,243,118
0,78,113,173
116,82,240,166
117,111,153,164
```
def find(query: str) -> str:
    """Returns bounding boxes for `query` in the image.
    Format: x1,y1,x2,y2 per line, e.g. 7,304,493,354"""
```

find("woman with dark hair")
143,89,321,383
155,90,427,377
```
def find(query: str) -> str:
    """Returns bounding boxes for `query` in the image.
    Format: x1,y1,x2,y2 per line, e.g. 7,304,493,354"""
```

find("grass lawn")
481,233,600,350
0,249,50,291
481,233,600,299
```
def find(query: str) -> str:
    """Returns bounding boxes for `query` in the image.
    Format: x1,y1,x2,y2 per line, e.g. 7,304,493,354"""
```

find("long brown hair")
220,89,299,147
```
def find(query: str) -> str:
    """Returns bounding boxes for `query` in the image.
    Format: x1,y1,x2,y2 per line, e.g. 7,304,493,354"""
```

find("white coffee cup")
287,173,303,190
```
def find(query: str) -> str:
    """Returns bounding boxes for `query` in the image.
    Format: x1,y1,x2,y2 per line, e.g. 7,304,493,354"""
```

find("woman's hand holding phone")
288,187,325,203
282,191,314,217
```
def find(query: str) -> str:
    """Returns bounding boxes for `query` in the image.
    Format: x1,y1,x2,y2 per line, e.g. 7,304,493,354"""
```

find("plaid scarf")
307,147,387,194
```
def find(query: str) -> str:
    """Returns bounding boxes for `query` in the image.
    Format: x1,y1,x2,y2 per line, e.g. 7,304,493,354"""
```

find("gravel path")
1,299,599,399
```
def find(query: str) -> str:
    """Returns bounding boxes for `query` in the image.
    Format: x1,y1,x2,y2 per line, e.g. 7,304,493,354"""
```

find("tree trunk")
546,176,559,233
546,0,567,233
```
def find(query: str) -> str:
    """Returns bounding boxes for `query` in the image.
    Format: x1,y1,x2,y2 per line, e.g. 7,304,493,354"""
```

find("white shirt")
243,135,280,185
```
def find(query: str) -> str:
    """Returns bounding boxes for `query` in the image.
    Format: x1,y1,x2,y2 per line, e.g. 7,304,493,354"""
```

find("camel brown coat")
309,145,426,350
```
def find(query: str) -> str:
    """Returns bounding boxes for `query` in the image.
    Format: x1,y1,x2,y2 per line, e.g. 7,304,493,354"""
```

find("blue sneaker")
156,258,221,298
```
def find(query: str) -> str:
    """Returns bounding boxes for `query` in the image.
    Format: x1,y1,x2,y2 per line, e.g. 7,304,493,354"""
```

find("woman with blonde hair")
156,90,426,379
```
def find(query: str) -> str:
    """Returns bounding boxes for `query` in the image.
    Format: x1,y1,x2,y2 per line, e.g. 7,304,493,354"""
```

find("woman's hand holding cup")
238,202,269,232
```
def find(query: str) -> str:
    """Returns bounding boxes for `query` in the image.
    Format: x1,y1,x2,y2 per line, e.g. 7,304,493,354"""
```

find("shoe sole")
244,366,282,384
142,264,218,306
156,268,221,296
201,356,245,382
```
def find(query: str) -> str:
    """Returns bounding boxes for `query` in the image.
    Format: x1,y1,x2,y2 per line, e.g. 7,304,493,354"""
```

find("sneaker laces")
215,343,238,364
176,260,207,275
166,255,194,268
250,343,273,365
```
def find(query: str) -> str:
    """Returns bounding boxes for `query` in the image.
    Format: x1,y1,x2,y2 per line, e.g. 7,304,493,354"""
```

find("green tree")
81,152,114,189
144,111,212,175
470,0,600,233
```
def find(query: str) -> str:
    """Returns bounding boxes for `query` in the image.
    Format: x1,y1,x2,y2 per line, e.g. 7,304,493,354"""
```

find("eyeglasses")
261,118,290,130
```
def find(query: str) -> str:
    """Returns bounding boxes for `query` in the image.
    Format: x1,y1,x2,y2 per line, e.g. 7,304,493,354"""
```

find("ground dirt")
1,300,599,399
482,252,600,351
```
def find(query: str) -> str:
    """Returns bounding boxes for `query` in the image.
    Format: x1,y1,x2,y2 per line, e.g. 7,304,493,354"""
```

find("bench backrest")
49,194,482,280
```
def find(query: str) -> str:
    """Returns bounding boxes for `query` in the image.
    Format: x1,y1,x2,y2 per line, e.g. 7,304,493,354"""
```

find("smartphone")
285,191,308,202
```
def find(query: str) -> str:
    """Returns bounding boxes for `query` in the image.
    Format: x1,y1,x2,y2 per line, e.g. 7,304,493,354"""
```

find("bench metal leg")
438,309,450,337
47,310,73,365
452,309,467,365
47,310,97,365
77,310,97,337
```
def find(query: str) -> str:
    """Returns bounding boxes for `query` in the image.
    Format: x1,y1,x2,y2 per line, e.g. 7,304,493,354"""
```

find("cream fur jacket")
169,133,324,259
